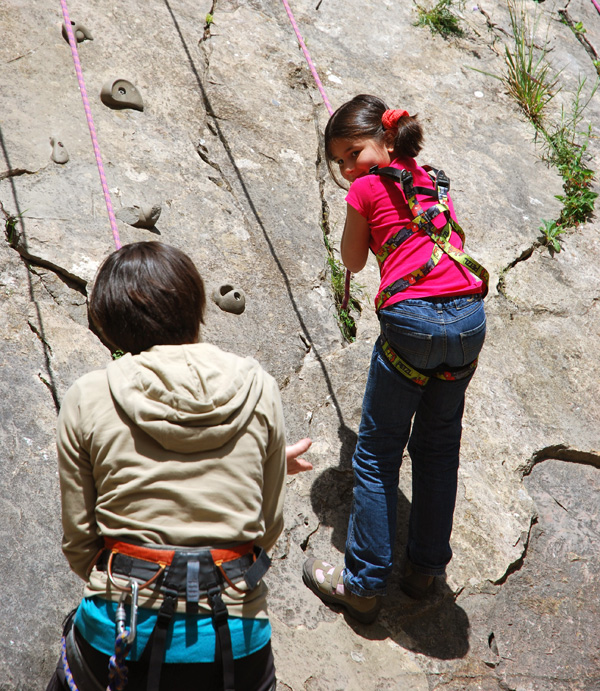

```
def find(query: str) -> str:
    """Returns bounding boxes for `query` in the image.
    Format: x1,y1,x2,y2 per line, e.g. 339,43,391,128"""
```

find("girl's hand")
340,204,370,273
286,438,313,474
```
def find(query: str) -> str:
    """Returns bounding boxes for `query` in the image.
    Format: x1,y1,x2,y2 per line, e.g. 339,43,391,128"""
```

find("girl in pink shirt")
303,94,487,623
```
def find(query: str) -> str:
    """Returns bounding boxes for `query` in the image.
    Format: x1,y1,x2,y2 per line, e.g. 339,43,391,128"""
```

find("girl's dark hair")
89,241,206,355
324,94,424,186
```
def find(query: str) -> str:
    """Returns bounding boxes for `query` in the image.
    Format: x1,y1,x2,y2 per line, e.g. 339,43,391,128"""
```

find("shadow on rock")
347,582,471,660
308,423,356,552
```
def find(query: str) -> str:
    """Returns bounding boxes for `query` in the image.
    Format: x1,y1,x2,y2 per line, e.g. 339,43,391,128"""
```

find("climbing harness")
58,539,270,691
59,0,121,249
105,538,269,691
370,164,489,311
370,164,488,386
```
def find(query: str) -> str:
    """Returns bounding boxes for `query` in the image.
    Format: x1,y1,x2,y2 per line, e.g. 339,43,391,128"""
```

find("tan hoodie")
57,343,286,618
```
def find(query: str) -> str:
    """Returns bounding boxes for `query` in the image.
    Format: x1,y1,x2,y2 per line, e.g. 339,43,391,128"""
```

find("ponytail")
325,94,424,163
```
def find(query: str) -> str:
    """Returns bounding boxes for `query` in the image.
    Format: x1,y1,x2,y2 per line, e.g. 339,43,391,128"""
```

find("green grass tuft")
414,0,464,38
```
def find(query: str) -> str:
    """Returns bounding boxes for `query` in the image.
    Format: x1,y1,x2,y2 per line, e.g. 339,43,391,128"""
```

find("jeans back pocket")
460,316,486,364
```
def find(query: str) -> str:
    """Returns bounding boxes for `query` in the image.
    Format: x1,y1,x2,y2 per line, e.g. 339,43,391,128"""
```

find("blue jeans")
344,295,486,596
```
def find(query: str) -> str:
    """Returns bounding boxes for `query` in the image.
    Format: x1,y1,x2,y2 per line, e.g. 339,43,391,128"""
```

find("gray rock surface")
1,0,599,688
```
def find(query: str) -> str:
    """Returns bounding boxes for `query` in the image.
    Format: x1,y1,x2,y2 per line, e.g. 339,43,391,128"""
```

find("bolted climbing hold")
49,137,69,164
62,20,93,43
212,284,246,315
115,205,161,229
100,79,144,112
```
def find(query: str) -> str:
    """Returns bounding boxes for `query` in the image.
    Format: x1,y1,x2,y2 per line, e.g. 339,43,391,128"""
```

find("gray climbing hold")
62,20,93,43
115,205,161,229
100,79,144,112
50,137,69,164
212,284,246,315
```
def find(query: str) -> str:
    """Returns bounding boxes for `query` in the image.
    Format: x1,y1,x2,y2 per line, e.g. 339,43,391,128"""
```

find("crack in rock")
492,514,537,586
300,521,320,552
9,240,88,288
496,242,541,296
199,0,217,44
195,142,234,194
520,444,600,476
28,319,53,356
558,5,600,69
28,264,87,300
0,167,39,181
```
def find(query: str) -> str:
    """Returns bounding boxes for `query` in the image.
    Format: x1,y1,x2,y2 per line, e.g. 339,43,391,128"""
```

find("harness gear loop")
216,559,248,593
107,550,166,592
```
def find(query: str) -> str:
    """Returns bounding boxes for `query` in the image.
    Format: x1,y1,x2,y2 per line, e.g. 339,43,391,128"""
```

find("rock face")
1,0,599,688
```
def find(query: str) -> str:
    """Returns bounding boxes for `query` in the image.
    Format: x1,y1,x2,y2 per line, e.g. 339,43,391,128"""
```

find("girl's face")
329,136,393,183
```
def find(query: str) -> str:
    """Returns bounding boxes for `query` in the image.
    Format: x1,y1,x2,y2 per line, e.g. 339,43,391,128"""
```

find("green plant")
322,225,361,342
539,218,564,252
4,209,27,247
537,77,598,250
503,0,560,125
414,0,464,38
205,13,214,25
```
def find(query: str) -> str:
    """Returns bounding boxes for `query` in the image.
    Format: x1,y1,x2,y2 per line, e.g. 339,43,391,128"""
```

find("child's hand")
286,438,313,475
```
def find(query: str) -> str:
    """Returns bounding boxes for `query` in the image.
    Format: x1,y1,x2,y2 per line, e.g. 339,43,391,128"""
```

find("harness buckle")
435,170,450,202
116,579,139,644
399,168,413,188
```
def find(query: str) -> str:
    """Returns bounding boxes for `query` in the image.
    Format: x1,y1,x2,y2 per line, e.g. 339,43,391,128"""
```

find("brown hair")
89,241,206,354
324,94,424,187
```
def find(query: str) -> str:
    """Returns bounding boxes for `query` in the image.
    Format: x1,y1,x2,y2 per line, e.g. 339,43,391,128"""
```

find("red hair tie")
382,109,409,130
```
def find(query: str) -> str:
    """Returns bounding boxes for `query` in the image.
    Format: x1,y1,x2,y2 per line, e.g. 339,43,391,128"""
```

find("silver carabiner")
116,580,139,644
127,580,139,644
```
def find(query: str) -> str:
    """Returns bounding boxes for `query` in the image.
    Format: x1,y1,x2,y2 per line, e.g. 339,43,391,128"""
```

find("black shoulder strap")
370,165,450,202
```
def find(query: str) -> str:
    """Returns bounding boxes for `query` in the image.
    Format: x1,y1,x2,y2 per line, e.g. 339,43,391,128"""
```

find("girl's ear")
383,130,396,152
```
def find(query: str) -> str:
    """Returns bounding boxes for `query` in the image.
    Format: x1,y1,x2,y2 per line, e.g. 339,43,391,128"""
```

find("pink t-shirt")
346,157,483,310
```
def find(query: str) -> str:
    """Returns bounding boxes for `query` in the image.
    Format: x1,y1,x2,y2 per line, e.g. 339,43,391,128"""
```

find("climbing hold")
62,20,93,43
115,205,161,229
49,137,69,164
212,284,246,315
100,80,144,112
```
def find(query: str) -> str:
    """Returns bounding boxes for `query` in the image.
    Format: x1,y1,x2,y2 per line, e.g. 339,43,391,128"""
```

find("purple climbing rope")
280,0,352,310
59,0,121,250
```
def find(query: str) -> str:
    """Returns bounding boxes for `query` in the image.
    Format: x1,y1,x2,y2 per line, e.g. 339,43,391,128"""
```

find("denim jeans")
344,294,486,596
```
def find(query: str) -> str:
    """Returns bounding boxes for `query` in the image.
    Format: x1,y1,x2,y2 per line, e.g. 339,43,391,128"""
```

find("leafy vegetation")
538,78,598,251
503,0,560,125
4,210,27,248
322,222,361,343
414,0,464,38
472,1,597,252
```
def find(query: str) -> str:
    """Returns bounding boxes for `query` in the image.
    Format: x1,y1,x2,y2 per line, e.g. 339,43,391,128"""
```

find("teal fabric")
75,596,271,663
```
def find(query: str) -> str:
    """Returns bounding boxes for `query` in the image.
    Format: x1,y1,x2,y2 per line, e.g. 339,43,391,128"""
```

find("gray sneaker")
302,558,381,624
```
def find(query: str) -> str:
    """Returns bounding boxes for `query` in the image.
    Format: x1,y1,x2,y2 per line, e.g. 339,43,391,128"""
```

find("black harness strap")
97,544,270,691
146,590,177,691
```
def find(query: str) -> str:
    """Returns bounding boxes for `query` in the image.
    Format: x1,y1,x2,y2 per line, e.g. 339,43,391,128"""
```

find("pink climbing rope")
59,0,121,249
592,0,600,14
280,0,334,117
279,0,352,310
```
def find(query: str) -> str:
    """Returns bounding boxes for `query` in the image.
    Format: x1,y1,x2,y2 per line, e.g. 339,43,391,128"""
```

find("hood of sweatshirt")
106,343,265,453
